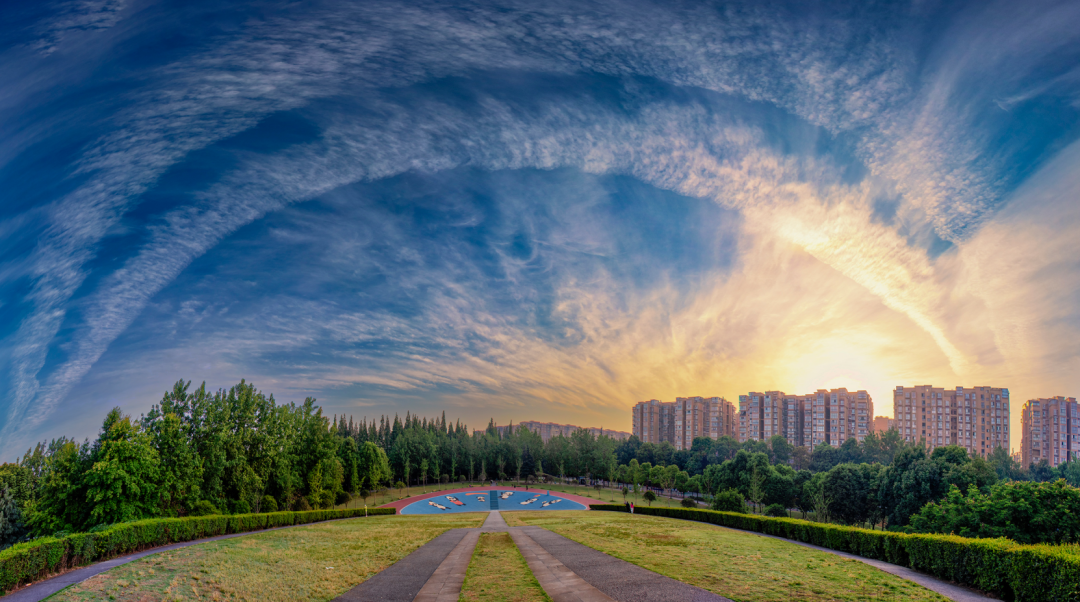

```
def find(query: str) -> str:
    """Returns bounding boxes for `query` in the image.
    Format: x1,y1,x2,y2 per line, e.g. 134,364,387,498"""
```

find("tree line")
2,378,1079,549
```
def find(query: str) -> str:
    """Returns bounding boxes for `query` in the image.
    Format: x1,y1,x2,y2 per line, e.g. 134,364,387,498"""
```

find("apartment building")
739,388,872,448
631,399,674,445
872,416,896,432
738,389,872,445
1021,397,1079,468
893,385,1009,458
632,397,735,449
738,392,793,443
809,389,873,447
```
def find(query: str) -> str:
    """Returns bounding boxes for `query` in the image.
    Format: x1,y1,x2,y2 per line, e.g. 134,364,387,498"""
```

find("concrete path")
510,527,616,602
480,510,508,531
413,530,480,602
4,518,360,602
520,526,731,602
333,528,473,602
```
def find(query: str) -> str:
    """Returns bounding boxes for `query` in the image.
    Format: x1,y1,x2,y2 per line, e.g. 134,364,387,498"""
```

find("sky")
1,0,1079,459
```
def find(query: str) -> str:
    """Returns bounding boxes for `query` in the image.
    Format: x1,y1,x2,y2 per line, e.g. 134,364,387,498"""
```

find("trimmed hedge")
593,505,1080,602
0,507,395,594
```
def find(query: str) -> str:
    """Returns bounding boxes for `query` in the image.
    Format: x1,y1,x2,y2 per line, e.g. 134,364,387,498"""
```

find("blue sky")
2,0,1079,457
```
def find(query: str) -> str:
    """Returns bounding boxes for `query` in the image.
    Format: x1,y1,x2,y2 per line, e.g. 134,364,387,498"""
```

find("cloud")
3,0,1080,454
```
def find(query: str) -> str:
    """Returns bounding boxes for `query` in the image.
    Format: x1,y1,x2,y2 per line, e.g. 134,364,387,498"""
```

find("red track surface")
378,485,602,511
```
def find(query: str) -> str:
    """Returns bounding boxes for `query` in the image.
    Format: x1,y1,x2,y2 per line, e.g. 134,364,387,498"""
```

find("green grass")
506,511,950,602
460,532,551,602
47,513,485,602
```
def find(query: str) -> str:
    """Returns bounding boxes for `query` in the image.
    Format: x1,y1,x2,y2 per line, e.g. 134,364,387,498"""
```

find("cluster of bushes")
909,480,1080,544
0,507,393,594
594,505,1080,601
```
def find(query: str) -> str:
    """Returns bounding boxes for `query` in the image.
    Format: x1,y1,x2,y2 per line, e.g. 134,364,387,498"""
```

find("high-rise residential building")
631,399,672,445
739,388,872,447
809,389,873,447
892,385,1009,457
1021,397,1079,468
872,416,896,432
739,392,794,443
632,397,735,448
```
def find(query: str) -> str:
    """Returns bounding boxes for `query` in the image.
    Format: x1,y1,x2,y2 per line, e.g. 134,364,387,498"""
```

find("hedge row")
593,505,1080,602
0,507,396,594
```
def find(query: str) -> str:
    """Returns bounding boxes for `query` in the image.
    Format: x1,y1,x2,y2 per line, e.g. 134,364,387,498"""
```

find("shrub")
681,498,697,508
295,497,312,512
335,491,351,506
590,504,1080,602
765,503,788,517
231,500,251,515
0,507,396,594
188,501,220,517
441,474,449,484
458,475,466,482
711,489,745,513
261,496,278,513
909,480,1080,544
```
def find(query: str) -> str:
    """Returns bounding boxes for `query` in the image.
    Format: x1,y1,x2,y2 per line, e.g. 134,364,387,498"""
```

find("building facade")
1021,397,1079,468
892,385,1010,458
738,388,872,448
632,397,735,449
872,416,896,432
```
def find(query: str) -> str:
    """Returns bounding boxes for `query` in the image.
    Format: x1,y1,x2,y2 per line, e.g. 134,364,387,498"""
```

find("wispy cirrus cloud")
2,0,1080,455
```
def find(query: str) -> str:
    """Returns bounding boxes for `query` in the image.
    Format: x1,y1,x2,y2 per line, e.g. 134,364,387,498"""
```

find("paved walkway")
333,528,474,602
511,528,616,602
413,530,480,602
480,509,508,531
521,526,731,602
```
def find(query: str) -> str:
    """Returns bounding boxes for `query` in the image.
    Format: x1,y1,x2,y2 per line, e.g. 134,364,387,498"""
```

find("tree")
660,464,679,498
28,440,90,533
807,475,832,523
521,447,538,487
0,487,26,549
711,488,745,512
83,409,162,527
747,467,766,514
809,442,841,472
910,479,1080,544
628,459,641,499
791,446,811,471
769,435,794,465
643,490,657,506
822,463,873,525
147,413,202,516
357,441,391,492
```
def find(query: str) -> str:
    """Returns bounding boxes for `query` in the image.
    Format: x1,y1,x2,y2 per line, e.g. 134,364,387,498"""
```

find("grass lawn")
48,513,485,602
460,532,550,602
504,511,949,602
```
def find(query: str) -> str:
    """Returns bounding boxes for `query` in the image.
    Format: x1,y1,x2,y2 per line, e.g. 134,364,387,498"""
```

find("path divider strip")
509,528,615,602
413,530,481,602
